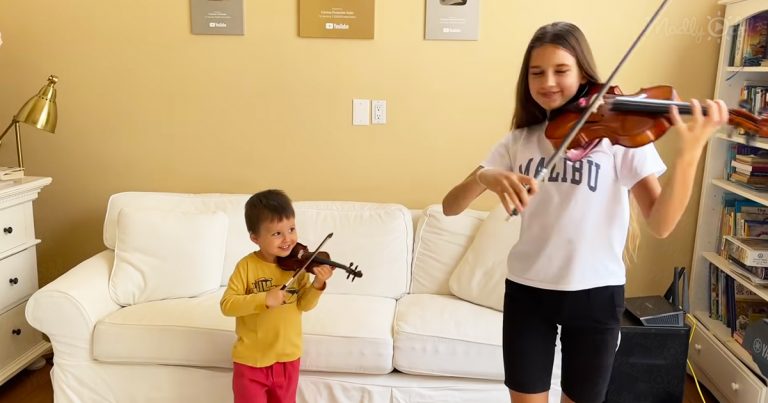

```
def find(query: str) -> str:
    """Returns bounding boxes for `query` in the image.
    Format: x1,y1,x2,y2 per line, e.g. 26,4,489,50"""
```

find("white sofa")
26,192,562,403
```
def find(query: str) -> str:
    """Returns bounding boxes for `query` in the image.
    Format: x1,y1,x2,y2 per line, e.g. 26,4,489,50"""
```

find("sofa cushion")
94,289,235,367
410,205,486,294
393,294,503,380
109,208,228,306
292,201,413,298
302,294,396,374
449,204,521,311
93,289,396,375
103,192,253,286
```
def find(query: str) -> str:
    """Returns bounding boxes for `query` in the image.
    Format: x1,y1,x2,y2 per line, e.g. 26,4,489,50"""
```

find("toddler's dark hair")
244,189,295,234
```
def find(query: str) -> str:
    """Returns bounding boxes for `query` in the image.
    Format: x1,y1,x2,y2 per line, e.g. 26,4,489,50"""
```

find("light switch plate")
353,99,370,125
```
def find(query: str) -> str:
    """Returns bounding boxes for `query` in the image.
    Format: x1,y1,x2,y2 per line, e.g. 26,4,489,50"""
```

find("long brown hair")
512,22,601,129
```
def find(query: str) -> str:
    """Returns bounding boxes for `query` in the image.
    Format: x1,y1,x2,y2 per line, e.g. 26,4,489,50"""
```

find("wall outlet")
372,100,387,124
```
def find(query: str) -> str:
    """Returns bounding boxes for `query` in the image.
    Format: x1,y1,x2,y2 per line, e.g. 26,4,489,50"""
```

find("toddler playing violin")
442,21,727,403
220,189,332,403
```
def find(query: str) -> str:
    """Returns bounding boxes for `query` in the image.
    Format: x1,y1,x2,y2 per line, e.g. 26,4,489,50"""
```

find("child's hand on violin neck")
477,167,539,215
668,98,728,158
312,265,333,288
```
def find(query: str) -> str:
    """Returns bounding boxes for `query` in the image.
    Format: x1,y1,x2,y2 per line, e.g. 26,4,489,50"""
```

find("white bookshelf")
688,1,768,402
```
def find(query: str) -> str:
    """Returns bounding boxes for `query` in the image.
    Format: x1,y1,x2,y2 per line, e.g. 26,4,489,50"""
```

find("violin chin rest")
565,138,601,162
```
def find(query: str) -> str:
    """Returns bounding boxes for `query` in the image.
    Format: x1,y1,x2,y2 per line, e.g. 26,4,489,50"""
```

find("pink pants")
233,359,300,403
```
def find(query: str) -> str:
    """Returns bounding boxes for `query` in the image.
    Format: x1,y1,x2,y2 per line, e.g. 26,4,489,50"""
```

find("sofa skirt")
49,358,562,403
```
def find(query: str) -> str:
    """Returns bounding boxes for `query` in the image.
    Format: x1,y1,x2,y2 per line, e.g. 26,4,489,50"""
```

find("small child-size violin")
277,241,363,282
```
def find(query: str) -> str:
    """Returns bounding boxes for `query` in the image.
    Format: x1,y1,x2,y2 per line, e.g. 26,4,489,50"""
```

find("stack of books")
724,236,768,283
730,153,768,190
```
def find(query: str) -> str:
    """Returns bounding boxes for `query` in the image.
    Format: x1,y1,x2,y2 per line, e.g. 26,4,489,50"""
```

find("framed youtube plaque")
299,0,375,39
425,0,479,41
191,0,244,35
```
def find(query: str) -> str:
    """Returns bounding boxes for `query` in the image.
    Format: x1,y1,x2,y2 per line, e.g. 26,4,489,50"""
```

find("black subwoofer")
604,310,690,403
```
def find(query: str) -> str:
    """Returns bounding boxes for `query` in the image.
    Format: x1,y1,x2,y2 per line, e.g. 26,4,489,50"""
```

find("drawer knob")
3,226,13,234
694,343,702,351
11,328,21,336
9,277,18,285
731,382,740,391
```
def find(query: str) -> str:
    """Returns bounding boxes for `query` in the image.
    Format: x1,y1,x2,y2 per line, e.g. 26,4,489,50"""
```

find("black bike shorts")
502,279,624,403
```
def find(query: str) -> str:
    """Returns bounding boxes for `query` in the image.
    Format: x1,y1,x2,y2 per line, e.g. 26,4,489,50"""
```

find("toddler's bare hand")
265,288,286,308
312,265,333,288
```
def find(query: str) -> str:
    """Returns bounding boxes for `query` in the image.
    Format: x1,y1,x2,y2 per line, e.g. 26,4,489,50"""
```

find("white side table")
0,176,52,385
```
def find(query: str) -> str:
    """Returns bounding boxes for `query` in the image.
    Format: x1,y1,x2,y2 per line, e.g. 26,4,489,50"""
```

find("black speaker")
604,310,690,403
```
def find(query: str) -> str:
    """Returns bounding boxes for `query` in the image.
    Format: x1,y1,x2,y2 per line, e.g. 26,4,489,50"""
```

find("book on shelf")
710,267,736,331
718,198,768,261
728,253,768,280
731,160,768,173
733,169,768,177
730,11,768,67
724,235,768,266
732,19,746,66
744,219,768,238
710,264,726,322
735,151,768,164
746,13,768,60
734,287,768,345
739,204,768,216
731,171,768,185
725,143,768,178
740,84,768,115
718,198,764,256
730,262,768,285
734,210,768,238
709,263,768,344
710,264,718,321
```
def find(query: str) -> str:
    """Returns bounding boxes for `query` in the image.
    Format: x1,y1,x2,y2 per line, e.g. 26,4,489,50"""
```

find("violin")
545,83,768,160
277,242,363,282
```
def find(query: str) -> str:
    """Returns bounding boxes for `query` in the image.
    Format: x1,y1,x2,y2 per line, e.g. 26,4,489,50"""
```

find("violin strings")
611,97,693,114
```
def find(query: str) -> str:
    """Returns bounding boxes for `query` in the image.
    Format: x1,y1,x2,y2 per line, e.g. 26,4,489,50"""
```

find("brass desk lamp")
0,75,58,171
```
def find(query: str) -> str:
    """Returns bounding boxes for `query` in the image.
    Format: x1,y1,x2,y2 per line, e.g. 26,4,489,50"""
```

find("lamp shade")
15,75,58,134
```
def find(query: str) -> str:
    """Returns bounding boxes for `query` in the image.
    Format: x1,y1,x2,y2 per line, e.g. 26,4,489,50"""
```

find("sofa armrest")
25,250,120,361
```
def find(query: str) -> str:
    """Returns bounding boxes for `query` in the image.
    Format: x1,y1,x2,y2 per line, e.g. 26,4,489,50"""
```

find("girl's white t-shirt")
482,123,666,291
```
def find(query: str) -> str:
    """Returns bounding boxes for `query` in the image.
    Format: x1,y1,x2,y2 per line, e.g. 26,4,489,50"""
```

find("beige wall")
0,1,722,296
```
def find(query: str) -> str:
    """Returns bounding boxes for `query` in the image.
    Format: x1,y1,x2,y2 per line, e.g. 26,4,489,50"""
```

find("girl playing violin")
442,22,727,403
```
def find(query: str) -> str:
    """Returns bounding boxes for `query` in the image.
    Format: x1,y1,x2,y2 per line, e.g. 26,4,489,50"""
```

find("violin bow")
507,0,670,221
280,232,334,291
